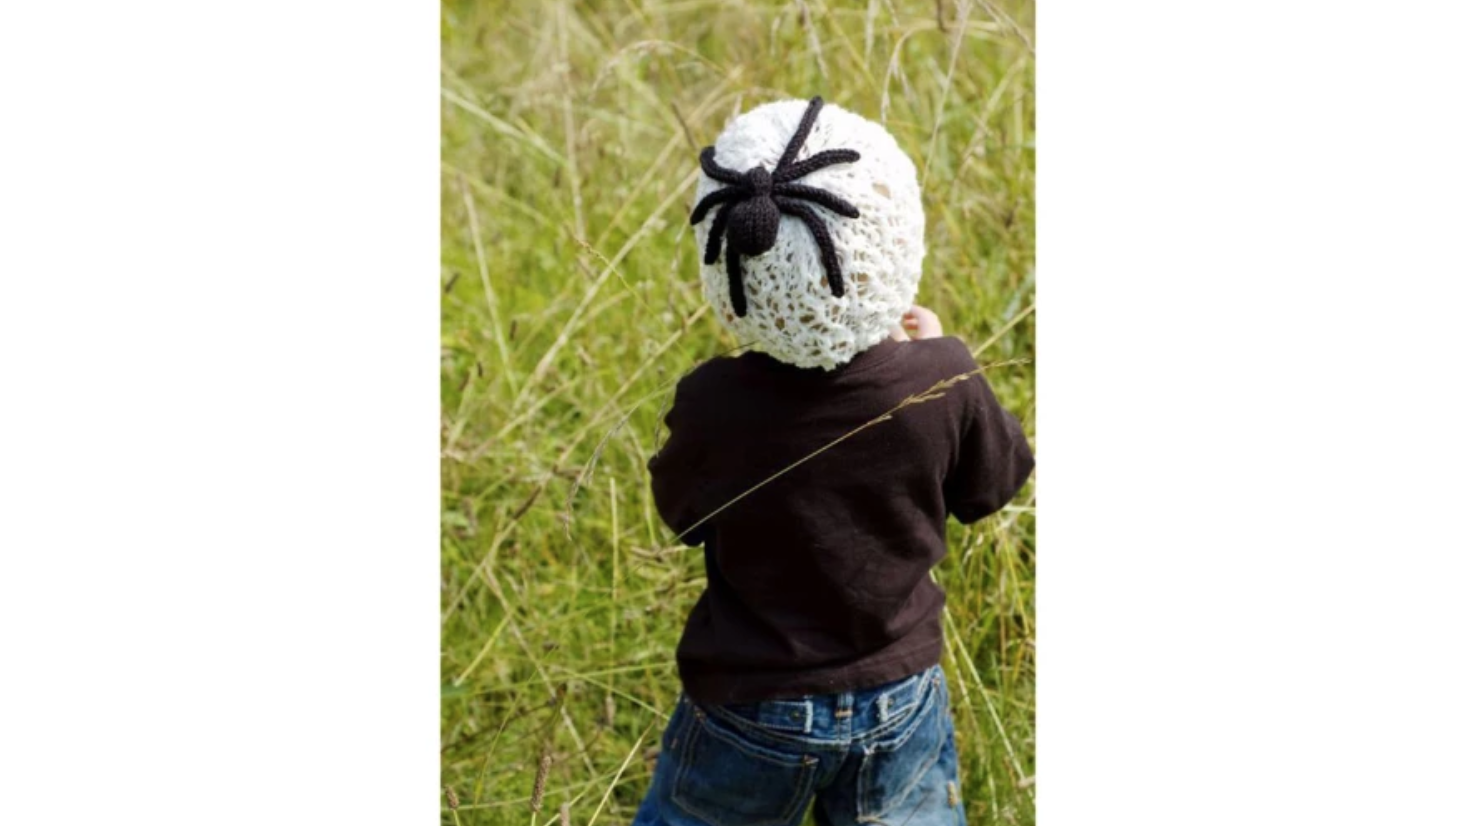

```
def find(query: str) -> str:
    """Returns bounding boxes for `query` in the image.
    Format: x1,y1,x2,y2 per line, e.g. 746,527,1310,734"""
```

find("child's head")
690,97,925,370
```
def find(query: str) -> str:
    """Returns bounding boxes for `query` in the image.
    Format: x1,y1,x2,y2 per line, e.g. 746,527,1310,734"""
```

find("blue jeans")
631,665,965,826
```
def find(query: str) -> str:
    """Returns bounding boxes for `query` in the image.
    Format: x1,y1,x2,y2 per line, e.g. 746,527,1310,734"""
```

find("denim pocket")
672,703,819,826
857,671,947,821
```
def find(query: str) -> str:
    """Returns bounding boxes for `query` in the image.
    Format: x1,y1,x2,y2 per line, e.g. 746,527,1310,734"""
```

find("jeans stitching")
705,703,838,750
856,673,939,747
702,667,941,750
855,693,948,821
875,669,928,722
671,707,818,826
691,706,818,767
719,699,815,734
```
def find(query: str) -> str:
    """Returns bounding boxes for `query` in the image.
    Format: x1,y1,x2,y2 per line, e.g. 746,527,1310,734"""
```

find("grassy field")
440,0,1035,823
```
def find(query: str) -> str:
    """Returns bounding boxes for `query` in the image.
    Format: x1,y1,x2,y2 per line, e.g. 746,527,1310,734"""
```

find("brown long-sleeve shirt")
649,335,1034,703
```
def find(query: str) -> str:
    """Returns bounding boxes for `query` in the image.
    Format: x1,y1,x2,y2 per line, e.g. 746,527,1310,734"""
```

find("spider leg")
774,96,825,173
773,149,861,183
775,197,846,299
704,201,735,265
772,183,860,218
725,236,749,317
690,187,743,225
699,146,744,185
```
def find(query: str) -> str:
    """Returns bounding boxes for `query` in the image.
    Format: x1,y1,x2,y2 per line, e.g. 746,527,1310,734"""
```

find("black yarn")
689,96,861,317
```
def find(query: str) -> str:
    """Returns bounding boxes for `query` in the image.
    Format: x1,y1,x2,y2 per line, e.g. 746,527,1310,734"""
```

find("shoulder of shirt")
899,335,981,378
671,352,746,405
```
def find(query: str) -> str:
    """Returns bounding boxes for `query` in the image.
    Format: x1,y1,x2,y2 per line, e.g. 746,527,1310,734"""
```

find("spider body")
690,97,862,317
727,168,779,255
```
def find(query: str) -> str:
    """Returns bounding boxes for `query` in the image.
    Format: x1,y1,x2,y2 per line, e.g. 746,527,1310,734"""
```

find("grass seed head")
530,749,553,813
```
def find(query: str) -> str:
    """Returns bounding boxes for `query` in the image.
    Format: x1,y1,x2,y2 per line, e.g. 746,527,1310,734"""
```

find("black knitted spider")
689,96,862,317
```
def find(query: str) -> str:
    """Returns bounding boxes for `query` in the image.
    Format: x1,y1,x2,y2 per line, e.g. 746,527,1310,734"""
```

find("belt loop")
835,691,854,727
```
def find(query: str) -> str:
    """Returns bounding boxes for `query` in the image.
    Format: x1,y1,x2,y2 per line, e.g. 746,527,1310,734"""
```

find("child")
632,97,1034,826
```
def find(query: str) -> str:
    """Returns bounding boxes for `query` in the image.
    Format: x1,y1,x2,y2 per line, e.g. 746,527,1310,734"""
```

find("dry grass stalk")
584,719,659,826
530,748,553,814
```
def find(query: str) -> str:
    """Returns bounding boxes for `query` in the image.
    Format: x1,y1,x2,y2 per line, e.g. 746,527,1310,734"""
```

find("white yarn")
692,99,926,370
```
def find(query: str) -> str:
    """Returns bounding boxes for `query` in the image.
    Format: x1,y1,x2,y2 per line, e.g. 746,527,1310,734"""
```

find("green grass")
440,0,1035,822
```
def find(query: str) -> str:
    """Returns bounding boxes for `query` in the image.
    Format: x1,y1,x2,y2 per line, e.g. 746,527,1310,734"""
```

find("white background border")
1,2,439,823
1040,1,1476,822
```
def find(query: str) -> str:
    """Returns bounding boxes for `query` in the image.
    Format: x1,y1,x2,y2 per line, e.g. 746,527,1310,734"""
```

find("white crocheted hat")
690,97,926,370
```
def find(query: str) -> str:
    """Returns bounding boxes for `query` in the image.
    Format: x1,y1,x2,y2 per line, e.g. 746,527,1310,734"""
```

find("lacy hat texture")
691,98,926,370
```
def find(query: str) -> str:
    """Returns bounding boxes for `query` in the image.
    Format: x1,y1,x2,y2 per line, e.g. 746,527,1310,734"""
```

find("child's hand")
901,305,944,340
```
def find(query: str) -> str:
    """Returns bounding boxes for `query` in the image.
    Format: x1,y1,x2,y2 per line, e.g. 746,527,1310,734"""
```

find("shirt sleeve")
944,372,1035,524
647,376,710,546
